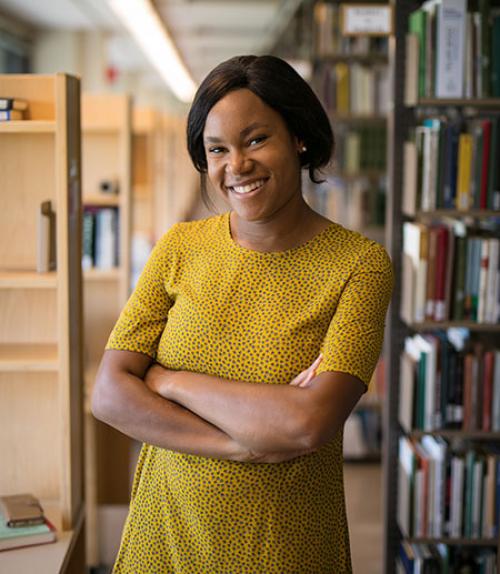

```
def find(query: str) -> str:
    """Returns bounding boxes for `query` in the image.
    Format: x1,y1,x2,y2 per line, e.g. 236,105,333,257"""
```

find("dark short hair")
186,55,334,194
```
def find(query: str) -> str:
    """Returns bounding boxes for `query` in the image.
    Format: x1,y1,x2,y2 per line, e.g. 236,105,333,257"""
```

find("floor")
344,462,384,574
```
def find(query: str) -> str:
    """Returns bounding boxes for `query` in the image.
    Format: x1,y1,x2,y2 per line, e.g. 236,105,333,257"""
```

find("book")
0,494,44,528
435,0,467,98
0,97,28,111
0,109,23,121
0,514,56,551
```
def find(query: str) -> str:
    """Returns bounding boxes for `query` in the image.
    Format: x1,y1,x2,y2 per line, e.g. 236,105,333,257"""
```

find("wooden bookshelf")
384,2,500,572
0,73,84,572
81,92,132,567
315,54,388,64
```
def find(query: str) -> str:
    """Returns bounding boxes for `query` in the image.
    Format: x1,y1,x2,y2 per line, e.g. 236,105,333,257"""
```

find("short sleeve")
105,226,179,358
317,241,394,386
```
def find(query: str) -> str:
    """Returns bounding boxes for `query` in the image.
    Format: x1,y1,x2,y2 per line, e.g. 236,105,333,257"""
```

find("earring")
300,144,307,153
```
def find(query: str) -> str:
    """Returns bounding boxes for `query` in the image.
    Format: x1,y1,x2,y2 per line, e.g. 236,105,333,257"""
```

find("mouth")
227,178,268,196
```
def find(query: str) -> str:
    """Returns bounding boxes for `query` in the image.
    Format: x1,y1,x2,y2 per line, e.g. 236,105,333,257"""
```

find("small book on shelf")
0,515,56,552
0,97,28,111
0,494,44,528
0,109,24,122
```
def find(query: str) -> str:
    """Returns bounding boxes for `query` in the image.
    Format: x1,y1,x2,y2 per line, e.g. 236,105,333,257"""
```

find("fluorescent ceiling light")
107,0,197,102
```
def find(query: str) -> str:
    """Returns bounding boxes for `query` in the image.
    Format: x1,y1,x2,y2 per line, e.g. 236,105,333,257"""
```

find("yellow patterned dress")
106,212,393,574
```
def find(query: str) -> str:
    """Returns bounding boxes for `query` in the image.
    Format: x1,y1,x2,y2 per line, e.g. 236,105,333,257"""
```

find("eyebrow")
204,122,270,143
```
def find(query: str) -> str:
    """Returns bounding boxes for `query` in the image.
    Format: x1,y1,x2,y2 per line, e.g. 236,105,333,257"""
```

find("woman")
92,54,393,573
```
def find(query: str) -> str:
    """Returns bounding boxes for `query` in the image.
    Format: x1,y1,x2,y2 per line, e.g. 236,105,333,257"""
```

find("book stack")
0,97,28,122
0,494,56,551
398,437,500,541
401,221,500,325
405,0,500,101
400,331,500,432
337,126,387,173
82,206,119,270
403,116,500,215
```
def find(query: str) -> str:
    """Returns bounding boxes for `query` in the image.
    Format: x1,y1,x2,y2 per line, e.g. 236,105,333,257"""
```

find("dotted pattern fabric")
106,212,393,574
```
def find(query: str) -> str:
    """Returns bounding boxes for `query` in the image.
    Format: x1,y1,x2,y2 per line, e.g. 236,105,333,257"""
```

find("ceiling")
0,0,304,90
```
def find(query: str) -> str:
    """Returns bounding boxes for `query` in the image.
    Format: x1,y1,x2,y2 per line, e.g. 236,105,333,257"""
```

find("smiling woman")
91,55,394,574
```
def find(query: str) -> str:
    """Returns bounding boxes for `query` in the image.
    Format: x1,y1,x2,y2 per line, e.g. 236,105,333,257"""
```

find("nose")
227,149,252,175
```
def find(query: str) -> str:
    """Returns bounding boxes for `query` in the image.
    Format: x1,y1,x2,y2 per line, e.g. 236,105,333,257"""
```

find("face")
203,88,303,223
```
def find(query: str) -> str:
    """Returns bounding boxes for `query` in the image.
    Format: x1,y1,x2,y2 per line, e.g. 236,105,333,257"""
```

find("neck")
230,194,323,253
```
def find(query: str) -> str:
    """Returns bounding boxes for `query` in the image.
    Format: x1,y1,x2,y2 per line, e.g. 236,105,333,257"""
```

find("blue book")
0,514,56,551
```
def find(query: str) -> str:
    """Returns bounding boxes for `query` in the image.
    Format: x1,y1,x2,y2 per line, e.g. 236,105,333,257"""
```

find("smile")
229,178,267,195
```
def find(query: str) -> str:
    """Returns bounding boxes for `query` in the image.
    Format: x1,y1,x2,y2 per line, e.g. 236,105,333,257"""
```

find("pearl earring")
300,145,307,153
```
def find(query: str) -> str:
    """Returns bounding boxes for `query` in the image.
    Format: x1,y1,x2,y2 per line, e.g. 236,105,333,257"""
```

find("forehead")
203,88,285,138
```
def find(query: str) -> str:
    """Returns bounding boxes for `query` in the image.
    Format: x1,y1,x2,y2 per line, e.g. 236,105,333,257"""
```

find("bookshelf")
0,73,84,571
81,93,132,566
384,1,500,572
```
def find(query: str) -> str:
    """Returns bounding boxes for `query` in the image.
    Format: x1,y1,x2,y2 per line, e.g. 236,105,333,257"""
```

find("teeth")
232,179,265,194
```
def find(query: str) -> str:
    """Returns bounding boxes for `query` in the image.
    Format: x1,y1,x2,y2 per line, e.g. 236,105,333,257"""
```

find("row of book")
82,207,120,270
400,331,500,432
406,0,500,100
402,116,500,215
398,437,500,540
313,2,388,57
336,126,387,173
0,97,28,121
398,541,497,574
314,62,389,117
402,222,500,325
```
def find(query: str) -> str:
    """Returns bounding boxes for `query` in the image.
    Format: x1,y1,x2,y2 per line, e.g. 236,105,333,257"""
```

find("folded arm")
145,363,366,453
91,349,313,463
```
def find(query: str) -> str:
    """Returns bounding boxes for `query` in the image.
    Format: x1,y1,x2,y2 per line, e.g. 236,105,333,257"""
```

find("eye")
207,146,226,155
249,135,267,146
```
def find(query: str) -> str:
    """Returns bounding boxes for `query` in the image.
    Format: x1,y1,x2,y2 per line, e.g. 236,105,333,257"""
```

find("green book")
0,514,56,551
409,8,427,99
452,235,467,321
479,0,491,97
488,117,499,209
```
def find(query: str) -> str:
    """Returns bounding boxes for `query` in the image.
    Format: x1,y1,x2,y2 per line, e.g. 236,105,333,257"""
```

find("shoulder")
155,213,227,254
322,223,392,272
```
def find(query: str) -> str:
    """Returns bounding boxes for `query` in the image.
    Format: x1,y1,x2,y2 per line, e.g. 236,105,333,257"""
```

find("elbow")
298,412,340,451
91,373,116,424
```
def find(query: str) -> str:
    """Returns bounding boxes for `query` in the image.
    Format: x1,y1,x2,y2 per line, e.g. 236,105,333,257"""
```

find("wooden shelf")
416,98,500,108
0,343,58,372
407,536,498,547
83,126,120,135
407,321,500,332
83,194,120,207
84,268,120,281
0,270,57,289
315,54,388,64
407,429,500,441
330,114,387,124
0,120,56,133
414,209,500,220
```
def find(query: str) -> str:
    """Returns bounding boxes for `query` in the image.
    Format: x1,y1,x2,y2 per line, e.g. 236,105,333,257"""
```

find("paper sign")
341,4,393,36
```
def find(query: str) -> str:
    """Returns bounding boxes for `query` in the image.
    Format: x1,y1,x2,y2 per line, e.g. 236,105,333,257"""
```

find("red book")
479,120,491,209
482,350,494,431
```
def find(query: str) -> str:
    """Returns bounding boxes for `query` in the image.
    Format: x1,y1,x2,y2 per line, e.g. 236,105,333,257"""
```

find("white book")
403,222,428,323
450,455,465,537
402,141,418,216
405,33,419,106
486,238,499,323
399,349,417,433
95,208,117,270
398,437,415,537
421,435,447,537
435,0,467,97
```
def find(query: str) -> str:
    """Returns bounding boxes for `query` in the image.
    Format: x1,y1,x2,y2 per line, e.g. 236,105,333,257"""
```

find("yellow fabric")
107,212,393,573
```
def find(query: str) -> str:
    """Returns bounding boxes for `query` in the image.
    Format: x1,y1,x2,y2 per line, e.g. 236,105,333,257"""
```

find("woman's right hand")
289,353,323,388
